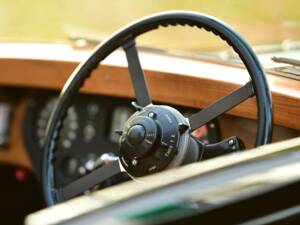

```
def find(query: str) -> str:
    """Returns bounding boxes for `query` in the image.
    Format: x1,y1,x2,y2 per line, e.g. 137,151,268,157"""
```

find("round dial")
35,98,79,150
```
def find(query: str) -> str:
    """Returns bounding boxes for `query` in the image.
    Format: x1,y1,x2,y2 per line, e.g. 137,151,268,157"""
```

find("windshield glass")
1,1,300,51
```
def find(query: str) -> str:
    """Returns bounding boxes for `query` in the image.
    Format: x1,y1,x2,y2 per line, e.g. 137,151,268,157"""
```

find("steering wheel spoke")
123,38,152,107
56,160,122,201
188,81,254,131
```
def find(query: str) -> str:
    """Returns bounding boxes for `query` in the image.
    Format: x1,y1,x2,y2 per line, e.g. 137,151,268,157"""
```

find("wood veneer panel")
0,43,298,130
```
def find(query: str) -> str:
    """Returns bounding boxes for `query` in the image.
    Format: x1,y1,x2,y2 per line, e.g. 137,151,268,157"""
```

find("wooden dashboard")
0,42,299,129
0,42,299,169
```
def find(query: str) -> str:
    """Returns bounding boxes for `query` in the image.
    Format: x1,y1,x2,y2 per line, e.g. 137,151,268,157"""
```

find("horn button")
121,116,158,159
119,105,188,177
127,125,146,146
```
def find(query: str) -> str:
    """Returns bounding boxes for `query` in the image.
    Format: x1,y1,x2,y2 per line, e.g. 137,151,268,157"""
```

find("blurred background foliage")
0,0,300,51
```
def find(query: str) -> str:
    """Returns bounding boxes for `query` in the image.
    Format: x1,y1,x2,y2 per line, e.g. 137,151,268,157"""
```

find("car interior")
0,1,300,225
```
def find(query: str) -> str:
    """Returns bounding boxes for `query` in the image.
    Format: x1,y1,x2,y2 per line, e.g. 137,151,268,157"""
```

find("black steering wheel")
43,11,273,206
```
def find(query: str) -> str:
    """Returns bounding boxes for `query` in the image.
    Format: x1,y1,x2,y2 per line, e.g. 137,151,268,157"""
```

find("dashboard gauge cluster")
23,91,220,187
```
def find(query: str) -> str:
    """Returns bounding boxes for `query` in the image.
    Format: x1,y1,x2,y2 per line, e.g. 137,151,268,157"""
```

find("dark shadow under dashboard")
0,164,44,225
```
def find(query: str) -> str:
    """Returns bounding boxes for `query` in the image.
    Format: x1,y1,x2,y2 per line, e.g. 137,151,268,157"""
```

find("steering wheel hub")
127,125,146,145
120,114,158,159
119,105,190,177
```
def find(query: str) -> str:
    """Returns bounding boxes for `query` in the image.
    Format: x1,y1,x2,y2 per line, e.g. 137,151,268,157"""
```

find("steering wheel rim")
43,11,273,206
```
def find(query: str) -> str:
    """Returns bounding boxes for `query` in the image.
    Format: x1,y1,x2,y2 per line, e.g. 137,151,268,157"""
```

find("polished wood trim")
0,98,32,169
0,43,299,130
219,114,300,149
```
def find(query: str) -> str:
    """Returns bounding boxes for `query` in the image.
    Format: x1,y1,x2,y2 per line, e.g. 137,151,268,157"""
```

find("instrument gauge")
109,106,134,143
35,98,79,150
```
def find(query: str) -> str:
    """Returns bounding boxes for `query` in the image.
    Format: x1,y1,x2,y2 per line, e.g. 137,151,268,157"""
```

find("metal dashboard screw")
132,158,138,166
148,112,156,118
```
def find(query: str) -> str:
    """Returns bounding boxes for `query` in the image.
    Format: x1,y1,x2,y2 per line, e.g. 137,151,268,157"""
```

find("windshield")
1,1,300,51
